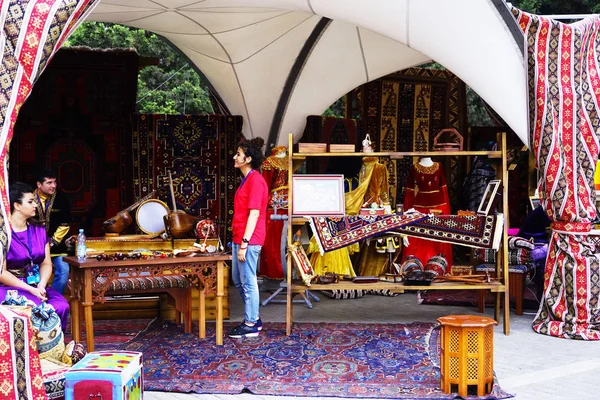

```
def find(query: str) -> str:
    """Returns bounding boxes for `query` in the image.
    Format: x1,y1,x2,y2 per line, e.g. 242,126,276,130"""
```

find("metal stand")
261,282,320,308
261,199,319,308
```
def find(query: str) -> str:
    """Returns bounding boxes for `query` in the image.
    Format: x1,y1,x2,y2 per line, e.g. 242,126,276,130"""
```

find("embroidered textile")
0,306,47,400
308,213,427,254
403,161,453,266
0,0,100,254
395,214,504,250
513,7,600,339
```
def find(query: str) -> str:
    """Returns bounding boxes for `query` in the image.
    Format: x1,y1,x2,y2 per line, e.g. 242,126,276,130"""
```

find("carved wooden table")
64,254,230,351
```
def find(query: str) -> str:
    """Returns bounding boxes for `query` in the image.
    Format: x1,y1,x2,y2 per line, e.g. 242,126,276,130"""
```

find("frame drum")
136,199,170,235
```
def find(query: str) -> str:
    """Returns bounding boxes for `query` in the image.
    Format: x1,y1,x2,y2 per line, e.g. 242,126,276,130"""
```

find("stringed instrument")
163,170,198,238
103,190,157,236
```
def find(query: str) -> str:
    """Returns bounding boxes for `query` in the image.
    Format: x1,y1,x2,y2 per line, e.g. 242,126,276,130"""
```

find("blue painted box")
65,351,143,400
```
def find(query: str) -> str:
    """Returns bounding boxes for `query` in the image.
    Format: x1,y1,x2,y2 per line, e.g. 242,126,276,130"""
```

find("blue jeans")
231,243,261,324
51,256,70,294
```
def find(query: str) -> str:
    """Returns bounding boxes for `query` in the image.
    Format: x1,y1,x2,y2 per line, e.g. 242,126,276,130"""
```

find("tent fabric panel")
279,22,430,145
119,11,211,34
360,28,430,83
311,0,410,44
160,33,229,61
406,0,527,146
194,0,313,13
234,16,320,139
214,11,314,63
184,9,295,34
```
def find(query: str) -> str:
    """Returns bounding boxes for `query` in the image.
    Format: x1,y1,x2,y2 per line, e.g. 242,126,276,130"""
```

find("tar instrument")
103,190,156,236
163,170,198,238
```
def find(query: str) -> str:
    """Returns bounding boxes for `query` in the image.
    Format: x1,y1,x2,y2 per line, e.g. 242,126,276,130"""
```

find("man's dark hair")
35,169,57,184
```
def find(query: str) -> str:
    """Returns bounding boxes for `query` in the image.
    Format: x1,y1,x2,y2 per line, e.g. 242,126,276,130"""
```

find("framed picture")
477,179,501,216
292,174,345,216
290,242,315,286
529,196,541,210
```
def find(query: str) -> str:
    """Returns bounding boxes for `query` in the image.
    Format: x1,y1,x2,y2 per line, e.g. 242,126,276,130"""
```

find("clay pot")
103,210,133,235
163,211,198,239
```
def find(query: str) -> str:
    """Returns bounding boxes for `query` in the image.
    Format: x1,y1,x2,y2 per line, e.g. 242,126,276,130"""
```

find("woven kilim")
0,0,100,257
308,212,427,253
0,306,47,400
396,214,504,250
358,68,467,207
512,7,600,340
119,320,510,399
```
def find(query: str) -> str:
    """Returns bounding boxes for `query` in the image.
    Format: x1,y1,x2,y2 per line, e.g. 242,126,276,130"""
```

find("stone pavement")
144,285,600,400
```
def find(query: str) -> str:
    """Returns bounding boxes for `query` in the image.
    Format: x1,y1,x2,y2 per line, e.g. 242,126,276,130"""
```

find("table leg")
83,269,95,352
69,294,80,342
199,288,206,338
216,261,224,346
69,268,81,341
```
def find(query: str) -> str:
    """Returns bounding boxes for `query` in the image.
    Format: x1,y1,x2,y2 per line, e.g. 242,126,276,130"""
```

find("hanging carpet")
308,213,503,253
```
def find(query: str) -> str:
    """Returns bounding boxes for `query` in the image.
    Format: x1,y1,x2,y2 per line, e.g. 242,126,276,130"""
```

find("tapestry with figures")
347,68,467,209
131,114,243,241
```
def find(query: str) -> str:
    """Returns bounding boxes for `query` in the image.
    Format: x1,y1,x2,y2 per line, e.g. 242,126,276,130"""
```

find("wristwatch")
242,238,250,244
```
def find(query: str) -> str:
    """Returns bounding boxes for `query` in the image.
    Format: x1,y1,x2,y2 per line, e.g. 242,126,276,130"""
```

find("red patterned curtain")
0,0,99,258
513,8,600,339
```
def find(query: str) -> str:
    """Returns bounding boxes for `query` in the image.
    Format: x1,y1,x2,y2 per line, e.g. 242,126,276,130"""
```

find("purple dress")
2,223,69,330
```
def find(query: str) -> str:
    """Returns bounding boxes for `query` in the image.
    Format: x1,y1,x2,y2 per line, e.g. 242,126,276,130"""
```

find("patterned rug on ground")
65,318,155,351
117,320,511,399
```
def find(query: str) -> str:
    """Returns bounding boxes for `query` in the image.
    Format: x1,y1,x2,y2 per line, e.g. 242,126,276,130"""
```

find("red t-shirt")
232,170,269,245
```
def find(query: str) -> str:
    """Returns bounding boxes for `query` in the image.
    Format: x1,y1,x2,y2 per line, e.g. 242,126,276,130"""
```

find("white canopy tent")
88,0,527,148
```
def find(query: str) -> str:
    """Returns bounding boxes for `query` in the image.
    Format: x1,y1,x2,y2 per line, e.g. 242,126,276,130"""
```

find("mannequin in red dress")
259,146,288,279
402,157,453,267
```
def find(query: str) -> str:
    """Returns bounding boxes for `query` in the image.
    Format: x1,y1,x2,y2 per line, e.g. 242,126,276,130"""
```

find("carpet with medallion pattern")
114,320,510,399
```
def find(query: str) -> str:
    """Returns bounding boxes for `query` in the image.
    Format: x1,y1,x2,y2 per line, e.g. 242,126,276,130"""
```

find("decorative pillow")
61,340,86,366
508,236,535,250
30,302,65,362
321,290,365,299
400,255,424,275
473,248,532,265
424,254,448,276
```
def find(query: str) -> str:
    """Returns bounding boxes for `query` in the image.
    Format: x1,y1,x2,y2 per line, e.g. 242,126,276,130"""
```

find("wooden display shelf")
290,280,506,293
286,132,511,337
293,150,502,158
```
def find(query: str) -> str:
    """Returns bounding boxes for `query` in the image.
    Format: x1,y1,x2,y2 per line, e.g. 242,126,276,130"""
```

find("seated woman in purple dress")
0,182,69,330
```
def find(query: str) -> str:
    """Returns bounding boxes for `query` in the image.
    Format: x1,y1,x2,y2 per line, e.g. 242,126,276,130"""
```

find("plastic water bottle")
76,229,87,262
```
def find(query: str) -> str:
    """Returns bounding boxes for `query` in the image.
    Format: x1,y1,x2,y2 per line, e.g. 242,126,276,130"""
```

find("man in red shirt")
229,137,268,338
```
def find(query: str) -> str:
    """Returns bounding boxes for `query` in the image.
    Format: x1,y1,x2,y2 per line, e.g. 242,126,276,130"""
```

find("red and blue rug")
115,320,510,399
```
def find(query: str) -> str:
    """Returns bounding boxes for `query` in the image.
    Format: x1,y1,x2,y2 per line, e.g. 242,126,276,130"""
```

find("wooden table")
64,254,230,351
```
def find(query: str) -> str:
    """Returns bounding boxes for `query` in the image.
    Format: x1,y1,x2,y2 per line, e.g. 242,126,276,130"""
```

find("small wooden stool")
438,315,497,397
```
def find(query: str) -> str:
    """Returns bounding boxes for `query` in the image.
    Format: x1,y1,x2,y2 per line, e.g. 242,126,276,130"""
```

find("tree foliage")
65,22,213,115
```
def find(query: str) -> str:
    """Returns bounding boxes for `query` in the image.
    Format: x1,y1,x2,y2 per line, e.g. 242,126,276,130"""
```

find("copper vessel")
164,211,198,239
103,210,133,236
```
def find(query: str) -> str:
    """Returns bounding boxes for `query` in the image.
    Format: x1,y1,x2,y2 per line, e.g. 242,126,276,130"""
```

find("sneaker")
239,318,262,331
228,323,259,338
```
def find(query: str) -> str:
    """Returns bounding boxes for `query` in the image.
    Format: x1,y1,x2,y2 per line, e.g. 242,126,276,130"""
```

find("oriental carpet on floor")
64,318,155,351
115,320,511,399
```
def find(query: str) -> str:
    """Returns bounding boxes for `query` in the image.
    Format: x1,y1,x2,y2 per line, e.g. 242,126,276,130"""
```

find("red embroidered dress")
259,147,289,279
402,162,452,267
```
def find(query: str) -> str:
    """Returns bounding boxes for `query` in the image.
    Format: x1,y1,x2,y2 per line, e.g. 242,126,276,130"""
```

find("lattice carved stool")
438,315,497,397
